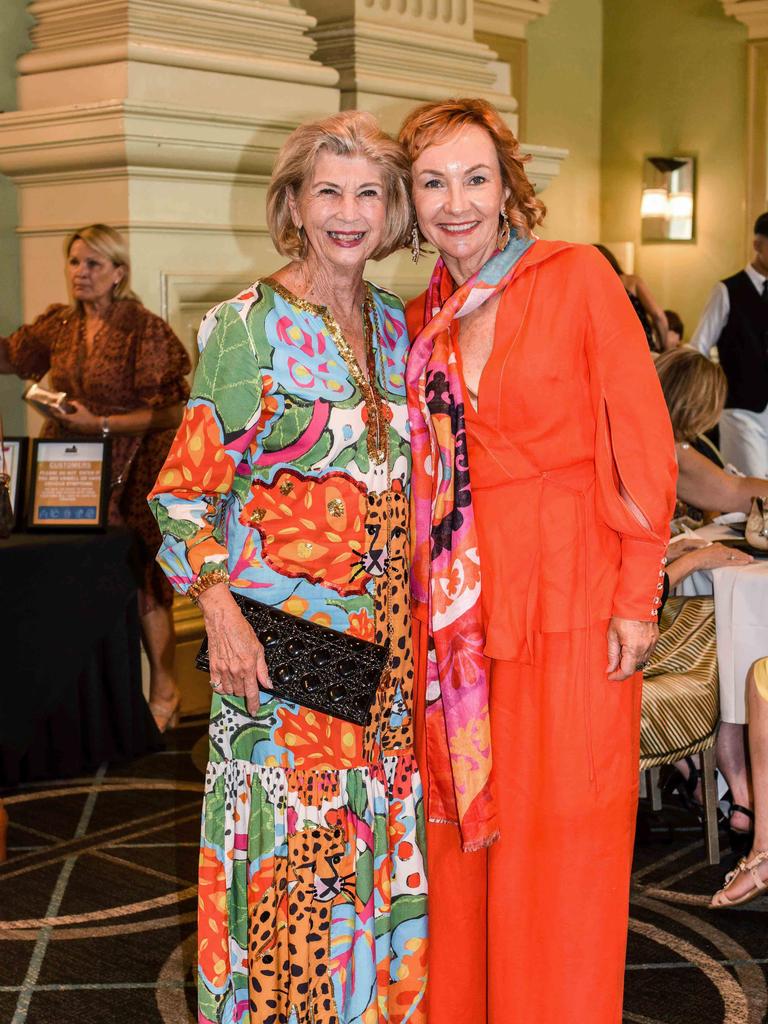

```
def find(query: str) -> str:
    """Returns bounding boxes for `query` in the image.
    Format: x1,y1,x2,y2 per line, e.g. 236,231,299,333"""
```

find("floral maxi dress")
148,279,428,1024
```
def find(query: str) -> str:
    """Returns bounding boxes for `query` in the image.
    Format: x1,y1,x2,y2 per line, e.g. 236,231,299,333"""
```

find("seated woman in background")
656,348,768,518
0,224,190,731
657,346,768,848
660,535,757,852
711,657,768,907
594,243,669,351
664,309,684,347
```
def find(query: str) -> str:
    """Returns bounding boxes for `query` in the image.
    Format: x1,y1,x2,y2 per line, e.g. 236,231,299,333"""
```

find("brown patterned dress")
1,299,191,611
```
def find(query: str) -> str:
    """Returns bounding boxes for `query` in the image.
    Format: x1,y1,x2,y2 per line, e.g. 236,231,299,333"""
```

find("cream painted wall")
601,0,748,336
526,0,603,243
0,1,30,433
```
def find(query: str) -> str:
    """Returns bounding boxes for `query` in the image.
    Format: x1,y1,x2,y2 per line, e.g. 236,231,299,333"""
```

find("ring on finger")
636,660,649,670
210,679,223,690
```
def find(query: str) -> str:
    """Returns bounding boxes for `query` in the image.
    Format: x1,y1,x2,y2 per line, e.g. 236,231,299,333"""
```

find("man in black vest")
692,211,768,475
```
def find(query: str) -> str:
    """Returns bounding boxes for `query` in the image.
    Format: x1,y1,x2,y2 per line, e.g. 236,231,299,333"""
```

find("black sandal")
728,804,755,858
660,756,703,819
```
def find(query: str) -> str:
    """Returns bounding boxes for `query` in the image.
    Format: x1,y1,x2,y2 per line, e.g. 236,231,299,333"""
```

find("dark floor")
1,720,766,1024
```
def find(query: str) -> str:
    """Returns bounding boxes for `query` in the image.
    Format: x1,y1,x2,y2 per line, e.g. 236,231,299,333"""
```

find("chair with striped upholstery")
640,596,721,864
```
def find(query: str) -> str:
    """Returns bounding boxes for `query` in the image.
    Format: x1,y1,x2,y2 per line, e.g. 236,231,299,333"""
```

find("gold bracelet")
188,568,230,605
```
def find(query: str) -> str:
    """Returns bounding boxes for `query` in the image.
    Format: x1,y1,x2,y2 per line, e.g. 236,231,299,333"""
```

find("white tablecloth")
673,523,768,723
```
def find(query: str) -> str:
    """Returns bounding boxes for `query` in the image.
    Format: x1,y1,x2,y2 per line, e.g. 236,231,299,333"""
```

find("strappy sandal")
728,804,755,858
710,849,768,909
660,756,703,818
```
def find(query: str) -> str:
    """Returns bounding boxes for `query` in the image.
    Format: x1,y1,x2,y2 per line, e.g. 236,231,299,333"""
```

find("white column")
0,0,340,369
301,0,519,134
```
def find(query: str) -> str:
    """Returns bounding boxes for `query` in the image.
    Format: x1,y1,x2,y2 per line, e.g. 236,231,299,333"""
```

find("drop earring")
497,209,511,250
411,223,420,263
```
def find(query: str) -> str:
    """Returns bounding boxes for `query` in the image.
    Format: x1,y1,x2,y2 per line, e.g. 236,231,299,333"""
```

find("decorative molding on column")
722,0,768,38
524,142,567,193
301,0,472,40
302,0,519,127
311,22,511,103
0,102,300,178
18,0,337,86
474,0,550,39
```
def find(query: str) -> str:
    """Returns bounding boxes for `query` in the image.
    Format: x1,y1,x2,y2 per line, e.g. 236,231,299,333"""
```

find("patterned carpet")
1,717,766,1024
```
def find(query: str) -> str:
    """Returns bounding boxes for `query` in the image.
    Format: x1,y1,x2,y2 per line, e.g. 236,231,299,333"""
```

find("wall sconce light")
641,156,696,242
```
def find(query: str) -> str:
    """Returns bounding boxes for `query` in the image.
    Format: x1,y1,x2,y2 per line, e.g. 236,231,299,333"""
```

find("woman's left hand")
54,400,101,434
606,617,658,680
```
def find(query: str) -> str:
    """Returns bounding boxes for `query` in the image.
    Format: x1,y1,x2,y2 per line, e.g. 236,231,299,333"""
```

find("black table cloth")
0,529,162,784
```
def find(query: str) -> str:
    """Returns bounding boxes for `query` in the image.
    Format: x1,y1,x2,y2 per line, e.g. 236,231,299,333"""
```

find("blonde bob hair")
398,97,546,240
655,348,727,442
64,223,139,304
266,111,412,261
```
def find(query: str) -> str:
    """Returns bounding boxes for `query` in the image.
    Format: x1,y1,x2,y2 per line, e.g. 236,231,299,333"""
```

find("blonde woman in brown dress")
0,224,191,731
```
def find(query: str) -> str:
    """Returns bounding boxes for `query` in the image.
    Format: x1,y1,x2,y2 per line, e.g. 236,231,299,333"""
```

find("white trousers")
719,405,768,477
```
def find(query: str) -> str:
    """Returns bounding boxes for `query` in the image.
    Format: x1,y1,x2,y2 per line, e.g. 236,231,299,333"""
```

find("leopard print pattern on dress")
247,824,353,1024
362,488,414,758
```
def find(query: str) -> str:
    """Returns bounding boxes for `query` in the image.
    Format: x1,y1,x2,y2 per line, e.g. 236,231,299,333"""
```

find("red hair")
398,98,545,238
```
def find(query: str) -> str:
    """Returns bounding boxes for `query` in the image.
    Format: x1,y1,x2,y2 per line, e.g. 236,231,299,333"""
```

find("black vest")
718,270,768,411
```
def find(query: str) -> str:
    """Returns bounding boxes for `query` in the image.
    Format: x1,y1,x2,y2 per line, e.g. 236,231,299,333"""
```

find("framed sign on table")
0,436,28,531
27,438,111,530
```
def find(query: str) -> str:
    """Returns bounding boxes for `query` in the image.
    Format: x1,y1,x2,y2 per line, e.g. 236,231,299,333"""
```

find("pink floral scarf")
406,234,535,852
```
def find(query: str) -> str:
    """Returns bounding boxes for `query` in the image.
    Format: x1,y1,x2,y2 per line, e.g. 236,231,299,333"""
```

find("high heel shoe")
149,688,181,733
660,756,703,819
728,804,755,858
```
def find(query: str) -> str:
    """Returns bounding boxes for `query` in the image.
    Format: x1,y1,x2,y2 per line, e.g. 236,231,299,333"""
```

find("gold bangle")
188,568,230,605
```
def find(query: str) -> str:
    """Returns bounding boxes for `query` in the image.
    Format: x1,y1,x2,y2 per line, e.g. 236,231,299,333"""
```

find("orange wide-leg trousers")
414,620,642,1024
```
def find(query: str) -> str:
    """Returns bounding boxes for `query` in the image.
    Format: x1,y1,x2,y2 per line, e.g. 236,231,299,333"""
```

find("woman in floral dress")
149,111,427,1024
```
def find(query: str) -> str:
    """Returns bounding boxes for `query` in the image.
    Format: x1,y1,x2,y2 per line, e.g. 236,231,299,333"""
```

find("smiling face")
67,239,124,306
288,151,387,273
411,122,511,274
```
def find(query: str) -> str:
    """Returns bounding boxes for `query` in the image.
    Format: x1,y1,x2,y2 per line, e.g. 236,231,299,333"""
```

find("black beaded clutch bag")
195,592,389,726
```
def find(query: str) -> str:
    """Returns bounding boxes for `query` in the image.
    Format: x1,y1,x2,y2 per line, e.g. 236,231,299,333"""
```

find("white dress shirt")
690,264,768,355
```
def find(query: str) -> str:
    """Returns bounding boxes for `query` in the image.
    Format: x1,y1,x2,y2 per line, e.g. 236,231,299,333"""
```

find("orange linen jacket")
406,240,677,662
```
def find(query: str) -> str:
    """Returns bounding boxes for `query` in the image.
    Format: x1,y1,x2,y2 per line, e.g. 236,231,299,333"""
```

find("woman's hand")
606,617,659,681
666,536,709,561
687,542,753,572
196,583,271,714
53,400,101,434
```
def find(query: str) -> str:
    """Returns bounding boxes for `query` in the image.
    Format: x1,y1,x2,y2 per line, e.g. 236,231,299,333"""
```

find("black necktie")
762,280,768,303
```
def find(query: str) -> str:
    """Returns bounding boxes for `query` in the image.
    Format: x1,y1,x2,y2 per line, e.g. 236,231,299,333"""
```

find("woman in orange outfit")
399,99,677,1023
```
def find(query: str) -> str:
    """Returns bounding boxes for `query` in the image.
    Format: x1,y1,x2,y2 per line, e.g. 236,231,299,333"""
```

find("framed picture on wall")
27,438,111,530
0,436,28,532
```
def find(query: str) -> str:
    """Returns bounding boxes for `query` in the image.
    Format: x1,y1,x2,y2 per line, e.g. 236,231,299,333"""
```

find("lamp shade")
667,191,694,219
641,187,668,218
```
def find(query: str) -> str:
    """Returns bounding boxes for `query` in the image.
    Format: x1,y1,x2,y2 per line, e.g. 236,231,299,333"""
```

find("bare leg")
711,667,768,905
141,604,180,731
672,754,703,804
716,722,753,832
751,672,768,852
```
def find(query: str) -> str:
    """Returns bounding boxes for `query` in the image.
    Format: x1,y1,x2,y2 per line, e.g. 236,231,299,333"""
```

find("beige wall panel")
18,65,131,109
18,177,130,229
601,0,748,335
525,0,603,244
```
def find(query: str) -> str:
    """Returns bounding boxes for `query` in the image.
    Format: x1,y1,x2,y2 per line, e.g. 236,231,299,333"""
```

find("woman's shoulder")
367,281,405,313
197,282,271,356
112,297,165,331
36,302,74,324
